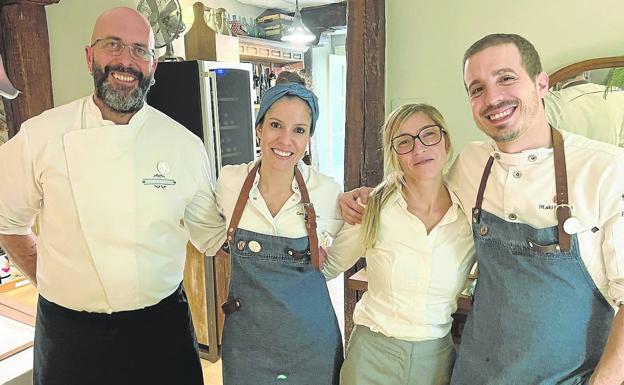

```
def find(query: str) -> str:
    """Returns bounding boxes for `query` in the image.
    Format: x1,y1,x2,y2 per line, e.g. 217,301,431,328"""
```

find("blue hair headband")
255,82,319,135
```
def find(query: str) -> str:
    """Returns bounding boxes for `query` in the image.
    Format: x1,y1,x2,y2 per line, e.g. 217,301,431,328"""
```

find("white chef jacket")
0,95,224,312
447,131,624,307
545,83,624,147
323,188,475,341
205,160,344,256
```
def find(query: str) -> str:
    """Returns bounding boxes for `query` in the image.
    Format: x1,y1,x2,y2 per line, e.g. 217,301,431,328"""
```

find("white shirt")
323,188,475,341
205,160,344,256
0,96,223,312
447,132,624,307
545,83,624,146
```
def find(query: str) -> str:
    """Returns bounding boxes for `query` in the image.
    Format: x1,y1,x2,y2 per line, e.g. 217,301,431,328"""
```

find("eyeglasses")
90,38,155,61
391,125,446,155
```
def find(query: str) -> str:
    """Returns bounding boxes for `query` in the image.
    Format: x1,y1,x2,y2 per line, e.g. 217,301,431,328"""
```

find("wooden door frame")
0,0,58,138
343,0,385,342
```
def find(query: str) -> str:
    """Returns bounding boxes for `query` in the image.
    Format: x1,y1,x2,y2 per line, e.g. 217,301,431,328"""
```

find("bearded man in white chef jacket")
0,7,223,385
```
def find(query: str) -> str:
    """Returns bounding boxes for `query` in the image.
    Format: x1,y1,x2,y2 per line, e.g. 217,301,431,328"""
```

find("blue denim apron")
220,163,343,385
451,129,614,385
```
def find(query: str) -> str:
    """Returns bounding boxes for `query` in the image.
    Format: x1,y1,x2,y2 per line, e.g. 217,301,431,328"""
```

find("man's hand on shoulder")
338,187,373,225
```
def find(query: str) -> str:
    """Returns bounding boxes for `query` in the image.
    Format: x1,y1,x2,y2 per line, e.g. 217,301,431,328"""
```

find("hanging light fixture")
281,0,315,45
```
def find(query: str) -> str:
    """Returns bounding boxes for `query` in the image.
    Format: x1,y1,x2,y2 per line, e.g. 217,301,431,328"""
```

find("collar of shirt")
489,140,555,167
84,94,148,129
246,158,308,201
389,184,464,228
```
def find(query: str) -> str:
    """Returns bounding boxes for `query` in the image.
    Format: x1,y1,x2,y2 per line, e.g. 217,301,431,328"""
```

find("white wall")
46,0,136,106
385,0,624,151
46,0,265,106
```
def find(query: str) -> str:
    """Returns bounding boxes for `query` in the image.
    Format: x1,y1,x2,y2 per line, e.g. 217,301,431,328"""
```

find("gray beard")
93,64,154,113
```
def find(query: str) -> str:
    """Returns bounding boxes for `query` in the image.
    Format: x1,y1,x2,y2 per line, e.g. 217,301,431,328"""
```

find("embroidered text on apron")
220,162,343,385
451,128,614,385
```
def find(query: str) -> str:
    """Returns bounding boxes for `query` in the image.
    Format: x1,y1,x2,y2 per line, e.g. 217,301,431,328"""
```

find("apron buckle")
221,298,242,315
286,247,311,260
527,240,560,254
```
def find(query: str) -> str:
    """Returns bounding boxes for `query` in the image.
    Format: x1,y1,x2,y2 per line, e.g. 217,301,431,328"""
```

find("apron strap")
471,127,571,252
294,166,320,271
552,127,571,252
472,156,495,223
225,161,320,270
226,162,261,243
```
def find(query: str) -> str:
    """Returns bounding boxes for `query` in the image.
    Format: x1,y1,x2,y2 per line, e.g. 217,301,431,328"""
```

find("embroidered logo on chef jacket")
142,161,177,189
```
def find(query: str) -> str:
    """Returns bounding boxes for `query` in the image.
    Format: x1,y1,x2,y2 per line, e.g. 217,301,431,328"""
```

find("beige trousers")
340,325,456,385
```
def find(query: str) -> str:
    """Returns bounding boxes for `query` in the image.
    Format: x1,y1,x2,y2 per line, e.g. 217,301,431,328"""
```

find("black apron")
33,284,203,385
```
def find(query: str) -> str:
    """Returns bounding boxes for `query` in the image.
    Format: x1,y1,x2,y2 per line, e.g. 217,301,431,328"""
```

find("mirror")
545,56,624,146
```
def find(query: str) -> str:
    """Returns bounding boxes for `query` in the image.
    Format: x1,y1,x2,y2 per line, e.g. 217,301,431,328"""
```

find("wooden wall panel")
0,0,57,138
343,0,385,343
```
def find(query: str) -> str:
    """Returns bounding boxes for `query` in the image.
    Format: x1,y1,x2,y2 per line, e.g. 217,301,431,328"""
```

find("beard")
477,91,540,143
92,61,154,113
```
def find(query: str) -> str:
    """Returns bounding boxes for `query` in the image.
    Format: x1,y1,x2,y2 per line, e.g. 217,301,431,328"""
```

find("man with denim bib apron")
207,82,344,384
447,34,624,384
0,8,224,385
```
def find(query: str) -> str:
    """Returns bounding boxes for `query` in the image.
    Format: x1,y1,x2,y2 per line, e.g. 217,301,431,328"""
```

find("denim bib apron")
451,128,613,385
220,162,343,385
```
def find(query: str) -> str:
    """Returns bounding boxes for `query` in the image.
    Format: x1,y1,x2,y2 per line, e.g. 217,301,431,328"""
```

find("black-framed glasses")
391,125,446,155
90,38,155,62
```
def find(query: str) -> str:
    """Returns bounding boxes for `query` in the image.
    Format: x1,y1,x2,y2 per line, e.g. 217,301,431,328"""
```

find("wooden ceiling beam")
0,0,59,137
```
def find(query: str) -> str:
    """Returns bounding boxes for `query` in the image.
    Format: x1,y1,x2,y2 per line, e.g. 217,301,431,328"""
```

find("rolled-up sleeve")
322,222,365,281
0,127,42,235
184,143,226,254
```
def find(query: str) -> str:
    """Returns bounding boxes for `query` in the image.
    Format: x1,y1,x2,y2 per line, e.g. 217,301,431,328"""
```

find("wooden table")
347,268,473,314
347,267,474,343
0,278,36,385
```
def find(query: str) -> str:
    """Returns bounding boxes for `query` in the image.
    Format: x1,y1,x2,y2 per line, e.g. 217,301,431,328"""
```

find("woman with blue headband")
206,72,344,384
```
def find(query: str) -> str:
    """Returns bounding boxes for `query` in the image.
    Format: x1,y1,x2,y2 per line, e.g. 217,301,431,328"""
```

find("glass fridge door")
212,68,255,166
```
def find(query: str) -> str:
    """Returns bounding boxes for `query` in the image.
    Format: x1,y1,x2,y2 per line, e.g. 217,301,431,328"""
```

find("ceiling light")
281,0,315,45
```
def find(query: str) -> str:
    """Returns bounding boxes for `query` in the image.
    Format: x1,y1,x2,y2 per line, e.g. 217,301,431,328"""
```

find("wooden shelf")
239,36,308,64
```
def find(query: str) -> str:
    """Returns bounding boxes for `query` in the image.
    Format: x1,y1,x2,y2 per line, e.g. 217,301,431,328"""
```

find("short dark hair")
463,33,543,79
275,71,306,86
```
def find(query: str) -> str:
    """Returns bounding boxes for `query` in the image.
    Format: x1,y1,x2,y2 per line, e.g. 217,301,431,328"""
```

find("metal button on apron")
508,213,518,221
493,152,501,160
513,171,522,178
528,154,537,162
480,224,489,236
248,240,262,253
237,240,246,251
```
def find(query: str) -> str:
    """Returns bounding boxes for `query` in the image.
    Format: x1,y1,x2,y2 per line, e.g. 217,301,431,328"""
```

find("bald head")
91,7,155,49
86,7,158,119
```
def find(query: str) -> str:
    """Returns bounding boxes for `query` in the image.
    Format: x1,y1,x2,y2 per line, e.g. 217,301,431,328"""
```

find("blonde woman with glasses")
323,104,475,385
